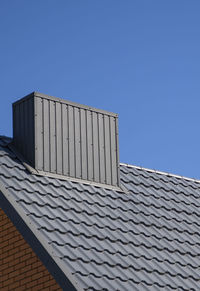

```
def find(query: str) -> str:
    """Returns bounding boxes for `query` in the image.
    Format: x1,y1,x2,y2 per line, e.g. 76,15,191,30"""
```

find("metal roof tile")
0,136,200,290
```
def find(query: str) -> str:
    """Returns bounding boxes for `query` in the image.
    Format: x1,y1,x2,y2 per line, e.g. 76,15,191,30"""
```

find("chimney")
12,92,120,188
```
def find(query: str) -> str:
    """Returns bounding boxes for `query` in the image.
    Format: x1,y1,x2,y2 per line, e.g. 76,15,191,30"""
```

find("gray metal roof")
0,136,200,290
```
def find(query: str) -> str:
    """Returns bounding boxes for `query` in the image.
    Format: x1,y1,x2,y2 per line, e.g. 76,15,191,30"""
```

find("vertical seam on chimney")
79,108,82,179
97,113,100,183
42,99,44,171
49,101,51,173
34,97,37,169
61,103,64,175
92,111,94,181
109,116,113,186
55,102,57,173
20,102,23,155
85,110,88,180
115,117,119,186
67,105,70,176
103,114,107,184
73,106,76,178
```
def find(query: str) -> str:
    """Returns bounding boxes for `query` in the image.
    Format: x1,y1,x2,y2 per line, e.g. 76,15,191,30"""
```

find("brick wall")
0,208,62,291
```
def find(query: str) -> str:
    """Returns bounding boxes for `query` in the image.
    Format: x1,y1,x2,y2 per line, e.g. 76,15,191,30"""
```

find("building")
0,92,200,290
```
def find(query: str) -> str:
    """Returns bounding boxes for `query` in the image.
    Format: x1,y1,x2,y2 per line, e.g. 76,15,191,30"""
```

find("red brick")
1,264,14,274
1,286,9,291
13,261,26,271
26,280,38,288
31,271,43,281
15,286,27,291
8,269,21,279
0,208,61,290
1,240,9,248
31,282,45,290
8,280,20,289
8,257,20,267
31,261,41,269
2,277,14,287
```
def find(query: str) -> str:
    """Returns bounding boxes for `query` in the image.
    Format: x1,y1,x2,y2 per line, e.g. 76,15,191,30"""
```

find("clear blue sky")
1,1,200,179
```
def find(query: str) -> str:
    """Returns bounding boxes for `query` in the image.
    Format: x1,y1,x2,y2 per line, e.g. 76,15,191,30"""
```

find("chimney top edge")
13,91,118,117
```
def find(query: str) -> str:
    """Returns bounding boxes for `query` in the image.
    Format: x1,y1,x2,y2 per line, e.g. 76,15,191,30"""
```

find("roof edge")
0,181,83,291
120,162,200,184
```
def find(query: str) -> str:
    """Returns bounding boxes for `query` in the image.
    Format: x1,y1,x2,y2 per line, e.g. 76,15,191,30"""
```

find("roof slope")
0,136,200,290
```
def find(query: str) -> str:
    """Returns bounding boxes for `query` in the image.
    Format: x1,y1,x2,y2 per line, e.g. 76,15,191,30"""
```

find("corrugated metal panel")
13,94,35,166
13,92,120,187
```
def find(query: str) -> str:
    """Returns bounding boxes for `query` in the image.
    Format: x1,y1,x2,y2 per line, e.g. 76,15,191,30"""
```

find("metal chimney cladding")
12,92,120,187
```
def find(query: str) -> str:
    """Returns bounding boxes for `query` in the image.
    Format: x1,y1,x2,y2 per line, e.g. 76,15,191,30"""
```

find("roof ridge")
120,163,200,185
